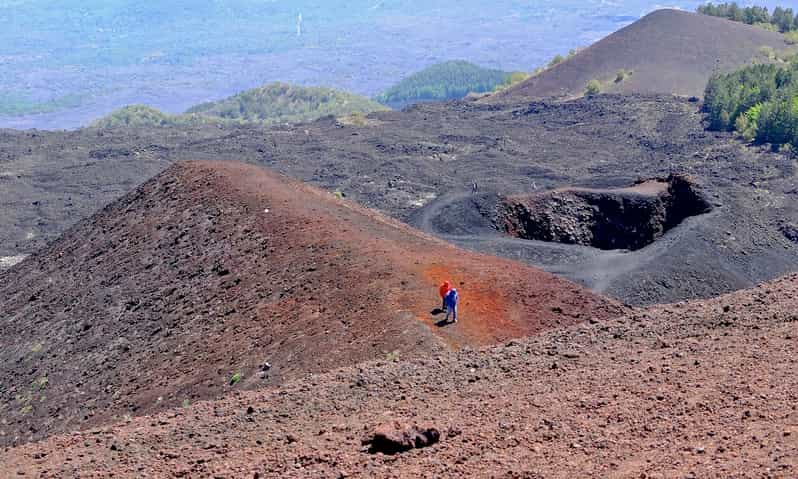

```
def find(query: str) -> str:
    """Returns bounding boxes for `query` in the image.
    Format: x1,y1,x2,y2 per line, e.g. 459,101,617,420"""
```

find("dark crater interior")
498,175,712,251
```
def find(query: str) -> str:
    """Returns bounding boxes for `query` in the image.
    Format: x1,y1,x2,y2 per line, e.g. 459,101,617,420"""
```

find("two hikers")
438,281,458,324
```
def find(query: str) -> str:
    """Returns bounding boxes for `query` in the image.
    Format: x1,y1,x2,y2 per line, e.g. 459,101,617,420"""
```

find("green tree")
548,54,565,68
704,60,798,148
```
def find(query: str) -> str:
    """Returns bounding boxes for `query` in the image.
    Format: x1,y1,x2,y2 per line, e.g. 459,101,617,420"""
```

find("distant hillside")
90,105,195,128
492,9,792,101
186,82,389,123
92,83,389,128
376,60,515,108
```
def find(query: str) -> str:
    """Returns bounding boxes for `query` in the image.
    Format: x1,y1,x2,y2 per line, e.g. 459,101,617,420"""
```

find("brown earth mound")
4,273,797,478
0,160,621,447
491,9,790,101
499,175,712,251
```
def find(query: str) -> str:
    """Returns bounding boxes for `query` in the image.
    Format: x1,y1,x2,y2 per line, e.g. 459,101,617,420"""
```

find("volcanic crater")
498,175,712,251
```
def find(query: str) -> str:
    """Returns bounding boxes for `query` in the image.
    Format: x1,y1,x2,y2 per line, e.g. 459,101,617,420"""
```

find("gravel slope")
492,9,792,101
4,273,797,478
0,160,621,448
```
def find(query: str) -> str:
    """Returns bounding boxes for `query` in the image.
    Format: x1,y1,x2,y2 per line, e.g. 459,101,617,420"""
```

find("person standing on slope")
439,281,452,311
444,288,458,324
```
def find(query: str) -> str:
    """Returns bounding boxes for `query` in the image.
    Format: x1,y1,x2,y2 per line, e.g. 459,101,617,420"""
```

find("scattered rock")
780,223,798,243
363,421,440,455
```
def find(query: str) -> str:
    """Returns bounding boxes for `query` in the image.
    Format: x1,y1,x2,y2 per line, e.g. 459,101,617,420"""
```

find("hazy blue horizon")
0,0,794,129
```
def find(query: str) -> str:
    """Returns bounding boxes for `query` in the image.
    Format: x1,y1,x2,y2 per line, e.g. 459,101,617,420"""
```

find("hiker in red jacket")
439,281,451,311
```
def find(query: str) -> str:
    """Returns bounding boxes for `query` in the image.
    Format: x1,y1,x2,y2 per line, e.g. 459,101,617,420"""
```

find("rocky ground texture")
3,273,797,478
2,94,798,306
0,161,620,448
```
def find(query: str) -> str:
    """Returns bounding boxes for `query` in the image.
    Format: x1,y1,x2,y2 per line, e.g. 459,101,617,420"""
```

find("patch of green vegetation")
91,105,186,128
760,45,778,61
181,399,191,408
705,60,798,148
188,82,388,124
535,47,583,75
229,372,243,386
754,21,779,32
32,376,48,391
697,3,798,33
585,79,602,96
386,351,400,362
92,83,388,129
375,60,513,107
20,404,33,415
786,31,798,45
493,71,533,92
547,54,566,68
30,342,43,353
615,69,632,83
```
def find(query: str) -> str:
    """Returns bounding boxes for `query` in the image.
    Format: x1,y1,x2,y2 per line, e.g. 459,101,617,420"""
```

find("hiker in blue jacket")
444,288,458,323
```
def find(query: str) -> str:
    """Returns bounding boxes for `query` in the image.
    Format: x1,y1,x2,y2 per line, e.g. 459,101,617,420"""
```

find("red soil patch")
0,160,621,447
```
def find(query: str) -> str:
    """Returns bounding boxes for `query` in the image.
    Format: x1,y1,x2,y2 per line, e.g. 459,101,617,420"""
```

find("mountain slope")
492,9,791,101
0,160,621,446
5,271,798,477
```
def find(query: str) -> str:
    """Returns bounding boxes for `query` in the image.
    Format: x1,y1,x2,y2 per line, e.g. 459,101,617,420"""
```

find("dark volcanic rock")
3,94,798,307
780,223,798,243
364,422,441,454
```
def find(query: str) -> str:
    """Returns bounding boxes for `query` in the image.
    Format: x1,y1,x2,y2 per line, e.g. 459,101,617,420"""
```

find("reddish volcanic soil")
0,160,621,447
3,274,797,478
